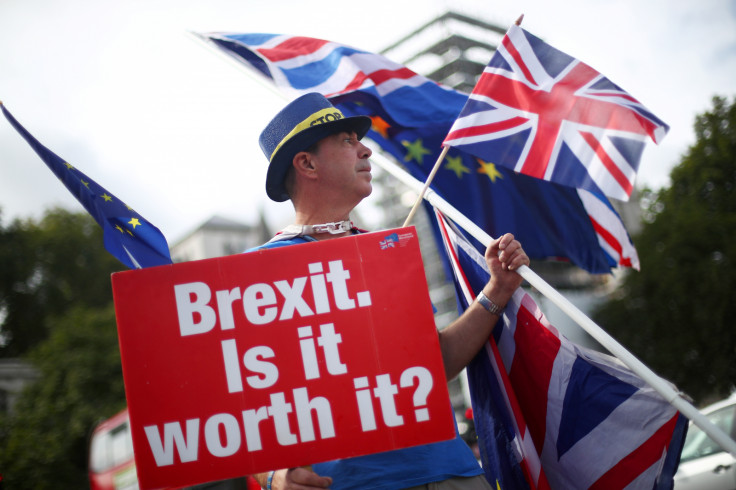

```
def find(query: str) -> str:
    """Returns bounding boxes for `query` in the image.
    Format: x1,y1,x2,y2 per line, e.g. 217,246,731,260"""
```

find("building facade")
170,214,272,262
0,358,38,415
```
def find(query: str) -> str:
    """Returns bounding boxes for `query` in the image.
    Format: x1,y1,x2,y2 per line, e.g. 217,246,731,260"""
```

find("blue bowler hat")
259,93,372,202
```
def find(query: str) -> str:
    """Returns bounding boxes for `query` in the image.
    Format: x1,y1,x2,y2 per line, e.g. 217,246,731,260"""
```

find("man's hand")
438,233,529,380
270,467,332,490
484,233,528,298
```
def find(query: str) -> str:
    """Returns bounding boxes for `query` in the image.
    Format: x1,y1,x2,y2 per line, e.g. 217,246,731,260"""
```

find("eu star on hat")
259,92,372,202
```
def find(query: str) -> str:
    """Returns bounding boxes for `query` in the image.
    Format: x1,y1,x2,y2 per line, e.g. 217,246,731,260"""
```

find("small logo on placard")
379,232,413,249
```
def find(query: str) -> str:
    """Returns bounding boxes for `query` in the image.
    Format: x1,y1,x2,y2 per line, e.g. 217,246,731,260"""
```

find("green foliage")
0,208,123,356
0,304,126,489
0,208,127,486
593,96,736,403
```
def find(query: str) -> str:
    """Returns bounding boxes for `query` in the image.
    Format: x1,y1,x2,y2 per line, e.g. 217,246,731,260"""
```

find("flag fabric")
2,103,172,269
434,208,688,489
200,32,468,128
443,24,669,202
199,32,639,273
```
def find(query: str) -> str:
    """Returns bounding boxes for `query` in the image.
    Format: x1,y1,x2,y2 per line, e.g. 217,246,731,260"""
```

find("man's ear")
293,151,317,179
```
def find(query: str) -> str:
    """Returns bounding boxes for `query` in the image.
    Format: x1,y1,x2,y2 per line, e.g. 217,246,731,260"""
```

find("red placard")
111,227,455,489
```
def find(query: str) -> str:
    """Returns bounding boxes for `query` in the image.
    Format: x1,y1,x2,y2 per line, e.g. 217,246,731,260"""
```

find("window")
89,420,134,472
680,404,736,462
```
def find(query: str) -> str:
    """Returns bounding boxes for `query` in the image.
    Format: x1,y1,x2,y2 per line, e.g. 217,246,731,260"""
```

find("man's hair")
283,166,296,198
305,139,321,154
284,139,322,199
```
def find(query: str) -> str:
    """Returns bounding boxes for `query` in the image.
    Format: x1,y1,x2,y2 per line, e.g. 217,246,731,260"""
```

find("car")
674,392,736,490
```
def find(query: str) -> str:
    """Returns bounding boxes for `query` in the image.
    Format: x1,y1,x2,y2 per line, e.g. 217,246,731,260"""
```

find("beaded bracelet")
266,470,275,490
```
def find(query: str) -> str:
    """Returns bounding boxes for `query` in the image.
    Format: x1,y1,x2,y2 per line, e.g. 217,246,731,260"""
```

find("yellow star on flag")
81,179,90,188
115,225,124,233
128,217,141,229
444,154,470,179
402,138,431,165
64,162,74,170
477,159,504,183
101,193,113,202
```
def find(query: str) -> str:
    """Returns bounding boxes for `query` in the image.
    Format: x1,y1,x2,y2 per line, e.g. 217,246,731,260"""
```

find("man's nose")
359,141,372,159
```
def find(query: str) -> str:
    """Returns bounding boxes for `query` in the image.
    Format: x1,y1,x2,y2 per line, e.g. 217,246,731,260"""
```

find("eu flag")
2,102,172,269
199,32,638,273
337,94,626,273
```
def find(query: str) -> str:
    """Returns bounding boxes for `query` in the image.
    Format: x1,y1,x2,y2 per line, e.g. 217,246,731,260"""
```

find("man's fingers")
288,467,333,488
487,233,512,258
485,234,528,272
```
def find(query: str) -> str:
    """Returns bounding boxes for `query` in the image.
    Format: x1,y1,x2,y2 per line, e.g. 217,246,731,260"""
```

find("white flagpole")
186,31,736,457
363,140,736,458
122,245,143,269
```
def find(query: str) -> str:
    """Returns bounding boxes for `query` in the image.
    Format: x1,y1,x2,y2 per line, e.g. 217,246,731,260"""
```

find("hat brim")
265,114,373,202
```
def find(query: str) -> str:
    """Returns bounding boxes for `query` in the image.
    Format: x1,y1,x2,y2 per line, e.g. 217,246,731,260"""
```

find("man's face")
310,130,373,201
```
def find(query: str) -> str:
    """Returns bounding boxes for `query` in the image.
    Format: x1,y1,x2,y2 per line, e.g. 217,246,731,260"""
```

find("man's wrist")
476,290,505,315
266,470,275,490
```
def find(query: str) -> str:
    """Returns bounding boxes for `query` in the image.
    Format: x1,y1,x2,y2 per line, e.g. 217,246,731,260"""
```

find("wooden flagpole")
402,15,522,228
402,146,449,227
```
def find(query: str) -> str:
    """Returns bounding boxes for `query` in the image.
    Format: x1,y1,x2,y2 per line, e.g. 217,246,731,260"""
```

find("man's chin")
360,183,373,199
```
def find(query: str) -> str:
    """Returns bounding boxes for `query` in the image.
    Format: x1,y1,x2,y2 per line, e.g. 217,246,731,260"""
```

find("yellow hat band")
269,107,346,161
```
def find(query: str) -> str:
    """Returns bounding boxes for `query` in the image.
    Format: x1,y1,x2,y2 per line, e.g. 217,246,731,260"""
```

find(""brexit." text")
174,260,372,336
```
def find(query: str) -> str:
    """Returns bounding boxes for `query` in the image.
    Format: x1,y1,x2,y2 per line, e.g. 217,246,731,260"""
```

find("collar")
269,220,358,242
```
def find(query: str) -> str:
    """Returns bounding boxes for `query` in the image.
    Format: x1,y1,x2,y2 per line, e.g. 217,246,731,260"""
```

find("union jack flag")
379,233,398,249
198,32,639,272
199,32,466,127
443,25,669,201
435,208,687,489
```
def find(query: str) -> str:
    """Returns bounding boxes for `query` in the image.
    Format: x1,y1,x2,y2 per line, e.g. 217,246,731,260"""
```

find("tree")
593,96,736,404
0,208,122,356
0,208,128,486
0,304,126,489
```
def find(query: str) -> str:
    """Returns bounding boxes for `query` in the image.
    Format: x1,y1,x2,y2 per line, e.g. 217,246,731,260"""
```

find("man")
251,93,529,490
